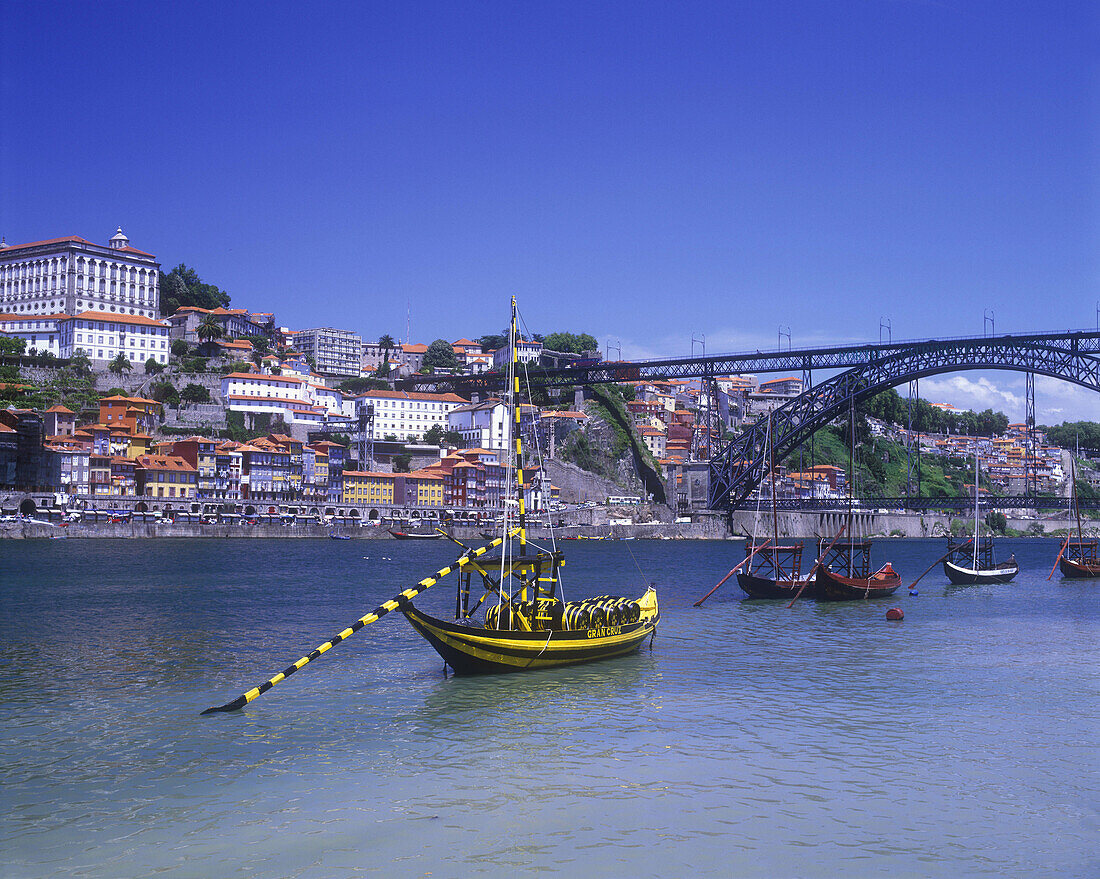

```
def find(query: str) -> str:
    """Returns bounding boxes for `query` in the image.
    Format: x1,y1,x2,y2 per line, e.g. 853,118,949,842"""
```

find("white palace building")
0,228,171,367
0,228,160,319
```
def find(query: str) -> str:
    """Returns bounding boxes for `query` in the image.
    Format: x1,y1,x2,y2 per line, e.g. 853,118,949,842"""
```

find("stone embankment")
4,510,1091,540
0,519,726,540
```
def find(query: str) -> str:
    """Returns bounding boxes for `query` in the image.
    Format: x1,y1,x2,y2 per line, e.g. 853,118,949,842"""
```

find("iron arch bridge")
708,331,1100,511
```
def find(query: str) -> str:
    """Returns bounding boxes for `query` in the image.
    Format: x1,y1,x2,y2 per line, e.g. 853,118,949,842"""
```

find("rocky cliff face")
553,393,668,508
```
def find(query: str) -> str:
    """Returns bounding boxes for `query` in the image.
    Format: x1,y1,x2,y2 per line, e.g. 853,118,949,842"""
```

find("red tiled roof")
74,310,169,328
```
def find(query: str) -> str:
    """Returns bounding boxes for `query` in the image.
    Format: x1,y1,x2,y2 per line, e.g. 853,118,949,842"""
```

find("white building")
491,338,543,369
62,311,171,367
0,312,68,357
292,327,363,377
447,398,538,451
356,390,467,442
221,369,356,426
0,309,171,366
0,228,160,319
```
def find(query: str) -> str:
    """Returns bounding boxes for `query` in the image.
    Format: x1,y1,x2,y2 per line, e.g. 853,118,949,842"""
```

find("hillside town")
0,229,1085,523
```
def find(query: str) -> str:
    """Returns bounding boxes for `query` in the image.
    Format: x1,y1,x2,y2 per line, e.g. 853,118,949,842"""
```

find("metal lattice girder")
407,330,1100,395
765,496,1100,512
708,334,1100,511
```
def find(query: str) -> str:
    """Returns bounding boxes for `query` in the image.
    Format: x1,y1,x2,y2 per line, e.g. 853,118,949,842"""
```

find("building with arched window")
0,228,160,319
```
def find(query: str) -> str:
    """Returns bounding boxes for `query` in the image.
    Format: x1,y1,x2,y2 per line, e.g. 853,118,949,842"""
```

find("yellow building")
342,471,395,505
406,471,444,506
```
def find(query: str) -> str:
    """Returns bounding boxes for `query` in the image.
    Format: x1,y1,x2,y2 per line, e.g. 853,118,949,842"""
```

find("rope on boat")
786,524,847,608
694,539,772,607
1048,537,1070,580
910,538,972,589
200,531,519,715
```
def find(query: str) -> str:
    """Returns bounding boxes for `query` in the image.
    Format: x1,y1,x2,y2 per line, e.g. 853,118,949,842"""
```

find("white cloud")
918,375,1024,418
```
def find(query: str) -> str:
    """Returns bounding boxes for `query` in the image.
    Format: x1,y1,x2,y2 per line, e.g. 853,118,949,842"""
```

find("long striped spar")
201,530,519,715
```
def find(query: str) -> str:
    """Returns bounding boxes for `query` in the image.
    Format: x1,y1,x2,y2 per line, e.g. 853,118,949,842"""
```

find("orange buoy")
886,607,904,621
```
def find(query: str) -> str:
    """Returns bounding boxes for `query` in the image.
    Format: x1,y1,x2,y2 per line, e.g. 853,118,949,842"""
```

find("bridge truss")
709,331,1100,511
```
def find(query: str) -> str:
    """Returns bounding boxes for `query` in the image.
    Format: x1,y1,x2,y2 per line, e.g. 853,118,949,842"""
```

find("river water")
1,537,1095,878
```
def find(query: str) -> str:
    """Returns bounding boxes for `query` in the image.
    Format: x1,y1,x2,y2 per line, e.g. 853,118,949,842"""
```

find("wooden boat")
388,529,444,540
1059,540,1100,579
736,413,815,599
401,296,660,673
1057,459,1100,579
815,538,902,601
813,397,902,601
943,538,1018,584
329,533,351,540
942,449,1018,584
737,542,817,599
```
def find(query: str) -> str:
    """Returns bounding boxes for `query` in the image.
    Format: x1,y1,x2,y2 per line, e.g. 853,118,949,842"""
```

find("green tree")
423,424,445,445
196,314,224,344
543,332,599,355
69,350,92,375
422,338,459,370
339,376,390,393
477,332,508,352
393,453,412,472
150,380,180,407
108,353,132,375
443,428,463,447
180,383,211,405
171,339,190,357
145,356,165,375
0,337,26,357
158,264,231,316
378,334,395,374
1044,421,1100,450
243,334,270,355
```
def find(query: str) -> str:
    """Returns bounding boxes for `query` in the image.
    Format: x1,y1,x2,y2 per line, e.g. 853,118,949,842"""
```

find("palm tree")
197,314,223,345
378,334,395,375
108,353,132,376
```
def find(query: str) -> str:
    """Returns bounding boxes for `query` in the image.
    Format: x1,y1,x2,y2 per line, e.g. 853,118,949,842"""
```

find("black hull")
736,572,818,600
943,560,1019,585
1059,557,1100,579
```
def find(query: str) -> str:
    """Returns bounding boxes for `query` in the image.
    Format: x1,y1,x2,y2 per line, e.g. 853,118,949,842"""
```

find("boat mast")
769,413,778,574
973,444,980,570
1072,456,1083,551
848,393,855,578
510,296,529,587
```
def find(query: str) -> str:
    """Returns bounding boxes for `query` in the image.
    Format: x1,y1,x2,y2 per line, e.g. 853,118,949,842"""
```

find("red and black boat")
1059,540,1100,579
815,538,902,601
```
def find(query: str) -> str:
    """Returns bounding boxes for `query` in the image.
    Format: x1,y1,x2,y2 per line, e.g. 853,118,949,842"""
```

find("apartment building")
357,390,467,442
289,327,363,377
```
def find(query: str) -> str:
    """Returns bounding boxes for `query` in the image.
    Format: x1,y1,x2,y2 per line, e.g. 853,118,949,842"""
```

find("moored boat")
736,413,816,600
401,296,660,673
1059,541,1100,579
737,542,817,599
388,529,444,540
943,449,1018,585
815,538,902,600
942,533,1018,584
1056,458,1100,580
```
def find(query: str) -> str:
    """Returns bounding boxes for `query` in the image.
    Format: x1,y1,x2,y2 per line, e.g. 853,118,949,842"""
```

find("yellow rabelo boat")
401,297,659,674
200,298,656,714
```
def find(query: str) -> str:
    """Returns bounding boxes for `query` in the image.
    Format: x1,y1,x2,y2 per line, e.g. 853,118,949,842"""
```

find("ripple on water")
1,538,1097,877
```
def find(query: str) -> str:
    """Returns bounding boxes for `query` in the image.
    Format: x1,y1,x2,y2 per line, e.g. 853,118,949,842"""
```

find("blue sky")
2,2,1097,419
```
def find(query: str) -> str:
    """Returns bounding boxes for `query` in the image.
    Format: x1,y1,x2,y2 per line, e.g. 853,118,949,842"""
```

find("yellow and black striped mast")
201,533,515,714
509,295,534,603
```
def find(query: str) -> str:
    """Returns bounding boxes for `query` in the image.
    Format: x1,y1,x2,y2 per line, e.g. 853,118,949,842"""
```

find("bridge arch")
709,338,1100,510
